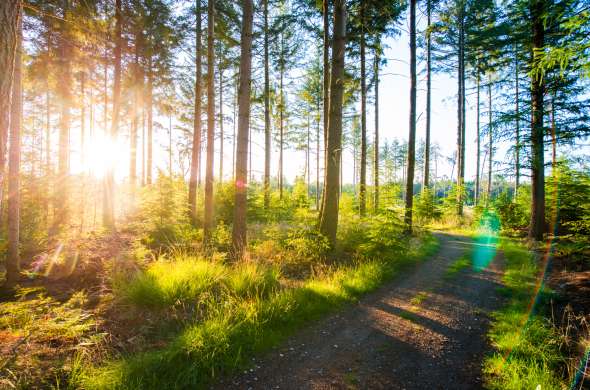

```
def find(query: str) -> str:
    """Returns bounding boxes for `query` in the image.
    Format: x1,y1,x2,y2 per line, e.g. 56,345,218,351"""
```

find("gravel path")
214,233,505,390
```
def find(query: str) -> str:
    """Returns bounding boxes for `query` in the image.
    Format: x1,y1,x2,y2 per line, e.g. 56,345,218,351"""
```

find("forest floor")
214,233,506,390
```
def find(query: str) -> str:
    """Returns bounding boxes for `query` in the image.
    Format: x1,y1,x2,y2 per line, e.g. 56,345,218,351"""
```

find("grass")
79,233,439,389
444,254,471,280
410,291,429,306
483,239,567,390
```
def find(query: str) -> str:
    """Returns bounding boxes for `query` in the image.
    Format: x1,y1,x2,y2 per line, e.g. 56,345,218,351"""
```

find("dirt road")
214,233,505,390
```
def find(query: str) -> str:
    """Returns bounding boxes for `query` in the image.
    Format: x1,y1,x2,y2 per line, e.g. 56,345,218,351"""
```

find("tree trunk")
551,95,556,170
514,48,520,197
374,47,379,212
404,0,417,233
6,6,22,287
279,51,284,200
487,78,492,205
316,99,320,209
475,65,480,205
103,0,122,230
54,0,73,233
359,2,367,216
80,71,86,231
130,32,141,189
456,5,465,216
423,0,431,190
263,0,271,209
319,0,346,247
231,0,254,258
319,0,330,216
0,0,19,226
147,58,154,185
219,65,224,182
168,113,173,175
203,0,216,244
188,0,202,225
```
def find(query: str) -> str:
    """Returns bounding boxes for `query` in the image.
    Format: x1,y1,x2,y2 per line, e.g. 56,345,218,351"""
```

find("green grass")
444,254,471,280
80,234,439,389
410,291,429,306
483,239,566,390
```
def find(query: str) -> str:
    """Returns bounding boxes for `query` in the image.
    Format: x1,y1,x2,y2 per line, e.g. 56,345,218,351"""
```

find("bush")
493,188,529,233
414,187,442,223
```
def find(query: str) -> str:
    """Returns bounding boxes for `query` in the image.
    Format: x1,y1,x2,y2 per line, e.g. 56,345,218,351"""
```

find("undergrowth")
79,233,439,389
483,239,567,390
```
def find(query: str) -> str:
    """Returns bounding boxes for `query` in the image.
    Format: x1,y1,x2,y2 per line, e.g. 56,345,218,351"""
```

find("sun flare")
73,133,128,180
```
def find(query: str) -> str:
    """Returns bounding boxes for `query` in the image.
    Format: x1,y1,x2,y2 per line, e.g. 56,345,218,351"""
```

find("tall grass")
80,234,439,389
483,239,566,390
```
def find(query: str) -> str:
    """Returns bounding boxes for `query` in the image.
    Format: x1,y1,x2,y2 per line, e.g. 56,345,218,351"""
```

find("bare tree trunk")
514,47,520,197
203,0,216,243
423,0,431,190
374,47,380,212
279,49,284,199
103,0,122,230
80,71,86,231
456,5,465,216
475,64,480,205
316,99,320,209
231,0,253,258
263,0,271,209
168,113,173,175
359,2,367,216
404,0,417,233
219,65,224,182
487,77,492,205
0,0,20,226
188,0,202,224
130,32,141,190
551,95,556,171
307,113,311,197
6,6,22,287
319,0,346,247
54,0,72,233
147,58,153,185
319,0,330,216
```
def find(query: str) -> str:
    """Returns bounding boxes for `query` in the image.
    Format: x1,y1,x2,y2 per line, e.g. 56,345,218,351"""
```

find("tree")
204,0,216,244
232,0,254,258
529,0,545,241
263,0,271,209
423,0,432,190
5,2,22,288
404,0,417,232
103,0,122,230
189,0,203,225
319,0,346,246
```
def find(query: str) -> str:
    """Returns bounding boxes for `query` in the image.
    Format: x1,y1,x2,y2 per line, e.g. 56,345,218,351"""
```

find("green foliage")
116,257,226,308
357,210,406,259
136,175,200,251
414,187,442,223
483,239,566,390
493,187,530,233
80,234,438,390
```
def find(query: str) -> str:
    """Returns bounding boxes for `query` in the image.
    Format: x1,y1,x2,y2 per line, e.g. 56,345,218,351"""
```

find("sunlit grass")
80,234,439,389
483,239,566,390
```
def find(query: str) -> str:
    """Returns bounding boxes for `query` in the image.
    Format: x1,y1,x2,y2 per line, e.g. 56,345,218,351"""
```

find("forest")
0,0,589,388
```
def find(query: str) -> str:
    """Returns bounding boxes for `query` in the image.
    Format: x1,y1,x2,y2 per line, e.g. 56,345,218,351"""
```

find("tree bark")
53,0,73,233
404,0,417,232
219,64,224,182
374,48,380,212
456,3,465,216
103,0,122,230
279,50,284,199
487,78,492,205
423,0,431,190
263,0,271,209
189,0,203,225
203,0,216,243
319,0,346,247
529,0,545,241
359,1,367,216
514,47,520,197
147,57,154,185
6,7,22,287
130,32,141,189
319,0,330,216
475,64,480,205
0,0,19,226
232,0,254,258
